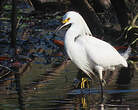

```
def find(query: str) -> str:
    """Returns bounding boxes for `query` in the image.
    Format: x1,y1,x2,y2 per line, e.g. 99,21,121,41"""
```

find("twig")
131,14,138,27
24,0,33,7
0,64,13,71
0,64,13,79
16,18,21,29
0,70,11,79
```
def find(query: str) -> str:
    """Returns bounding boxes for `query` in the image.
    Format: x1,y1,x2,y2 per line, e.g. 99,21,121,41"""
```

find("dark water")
0,1,138,110
0,61,138,110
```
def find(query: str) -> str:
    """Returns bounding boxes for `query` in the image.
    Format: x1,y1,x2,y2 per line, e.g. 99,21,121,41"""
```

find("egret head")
55,11,92,35
55,11,82,33
62,11,81,25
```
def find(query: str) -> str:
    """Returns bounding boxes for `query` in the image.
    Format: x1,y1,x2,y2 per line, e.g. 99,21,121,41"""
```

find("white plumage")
56,11,128,98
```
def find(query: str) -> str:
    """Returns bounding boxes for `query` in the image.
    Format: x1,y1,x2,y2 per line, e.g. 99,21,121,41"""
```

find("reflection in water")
116,62,135,84
0,45,137,110
70,60,137,110
103,62,136,110
0,58,137,110
81,96,87,108
14,70,25,110
107,85,130,105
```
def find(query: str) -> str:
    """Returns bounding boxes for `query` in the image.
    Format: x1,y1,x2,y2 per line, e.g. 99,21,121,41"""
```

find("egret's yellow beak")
62,18,70,24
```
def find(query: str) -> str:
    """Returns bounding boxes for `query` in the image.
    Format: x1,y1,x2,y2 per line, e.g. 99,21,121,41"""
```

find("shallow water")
0,1,138,110
0,60,138,110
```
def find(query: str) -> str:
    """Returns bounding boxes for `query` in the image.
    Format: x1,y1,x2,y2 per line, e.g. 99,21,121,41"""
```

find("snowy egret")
56,11,129,101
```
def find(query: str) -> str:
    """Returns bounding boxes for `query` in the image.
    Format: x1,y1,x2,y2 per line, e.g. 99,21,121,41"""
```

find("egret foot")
81,77,90,88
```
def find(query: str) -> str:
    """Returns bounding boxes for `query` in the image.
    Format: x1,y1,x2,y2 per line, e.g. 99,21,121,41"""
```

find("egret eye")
62,18,70,24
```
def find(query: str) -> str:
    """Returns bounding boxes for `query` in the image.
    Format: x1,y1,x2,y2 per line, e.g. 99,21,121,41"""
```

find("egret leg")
96,67,104,103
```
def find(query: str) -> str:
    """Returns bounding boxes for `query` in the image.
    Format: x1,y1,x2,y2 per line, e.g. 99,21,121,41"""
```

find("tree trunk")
110,0,129,30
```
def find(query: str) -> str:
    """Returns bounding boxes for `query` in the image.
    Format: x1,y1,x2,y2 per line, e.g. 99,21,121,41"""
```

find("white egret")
56,11,129,101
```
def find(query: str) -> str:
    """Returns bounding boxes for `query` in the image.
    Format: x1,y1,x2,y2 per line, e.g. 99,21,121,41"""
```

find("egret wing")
76,35,127,68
